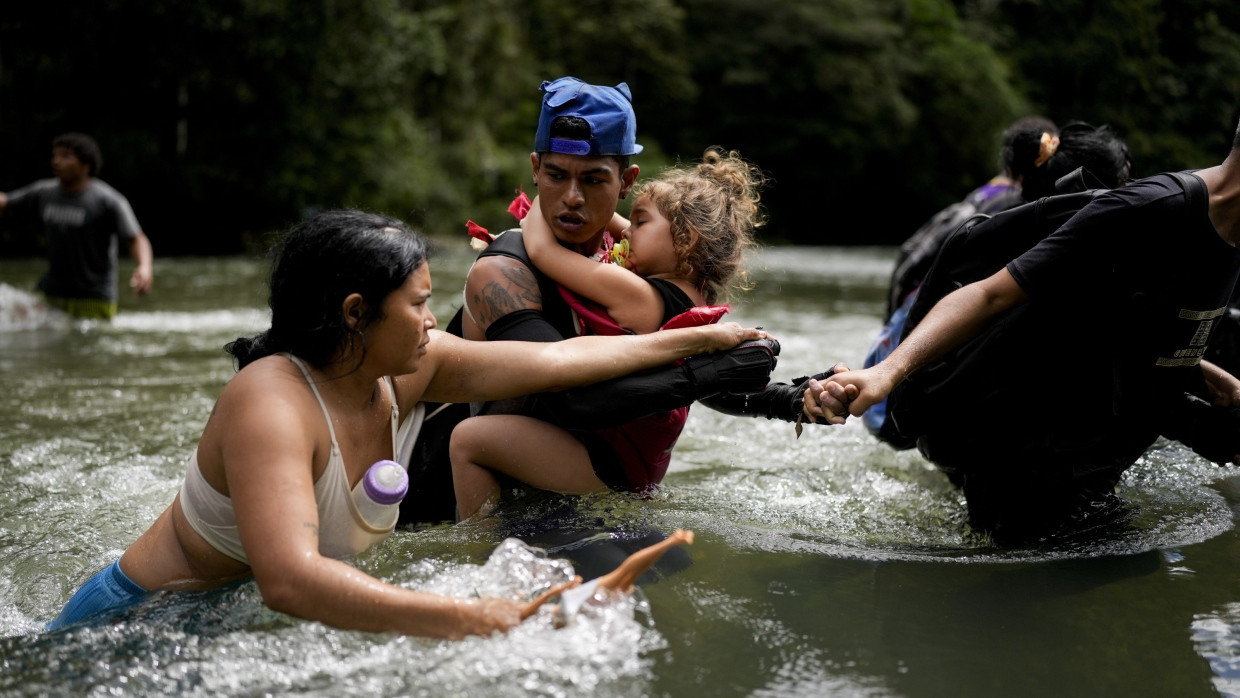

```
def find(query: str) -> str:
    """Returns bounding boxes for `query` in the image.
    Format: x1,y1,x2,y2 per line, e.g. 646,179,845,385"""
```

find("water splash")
110,309,268,334
0,283,70,331
0,537,666,698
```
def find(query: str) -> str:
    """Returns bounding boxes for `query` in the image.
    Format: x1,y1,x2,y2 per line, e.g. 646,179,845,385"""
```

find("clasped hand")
800,365,898,426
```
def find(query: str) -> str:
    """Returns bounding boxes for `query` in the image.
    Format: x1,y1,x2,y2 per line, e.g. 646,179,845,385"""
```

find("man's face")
51,146,89,186
531,152,638,253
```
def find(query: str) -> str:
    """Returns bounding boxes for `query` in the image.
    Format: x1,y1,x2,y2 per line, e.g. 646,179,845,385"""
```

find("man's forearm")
701,369,838,423
484,306,706,426
543,340,780,429
886,271,1027,386
1201,360,1240,407
129,232,153,267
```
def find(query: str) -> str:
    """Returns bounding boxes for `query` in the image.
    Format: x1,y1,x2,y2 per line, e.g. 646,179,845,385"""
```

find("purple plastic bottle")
354,459,408,528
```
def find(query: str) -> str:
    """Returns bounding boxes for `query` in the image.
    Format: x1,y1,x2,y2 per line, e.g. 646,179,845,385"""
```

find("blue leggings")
47,559,148,630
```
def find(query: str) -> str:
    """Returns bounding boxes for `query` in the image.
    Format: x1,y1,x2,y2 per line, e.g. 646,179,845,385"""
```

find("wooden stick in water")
594,529,695,594
522,529,696,621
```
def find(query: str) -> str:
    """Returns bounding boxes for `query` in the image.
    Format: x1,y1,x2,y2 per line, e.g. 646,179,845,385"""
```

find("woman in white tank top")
48,209,767,638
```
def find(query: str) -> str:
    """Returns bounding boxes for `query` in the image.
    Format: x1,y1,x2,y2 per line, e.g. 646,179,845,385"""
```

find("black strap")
1166,170,1208,214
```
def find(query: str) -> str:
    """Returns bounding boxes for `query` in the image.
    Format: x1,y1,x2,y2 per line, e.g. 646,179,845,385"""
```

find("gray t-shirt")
7,178,142,301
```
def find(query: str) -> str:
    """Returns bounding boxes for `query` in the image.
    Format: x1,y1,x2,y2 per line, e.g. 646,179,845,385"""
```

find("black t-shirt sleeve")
1006,191,1127,302
484,308,567,343
534,279,699,427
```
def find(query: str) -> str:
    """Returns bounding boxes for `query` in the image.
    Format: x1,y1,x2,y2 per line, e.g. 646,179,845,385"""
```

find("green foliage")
1,0,1238,252
979,0,1240,176
665,0,1028,242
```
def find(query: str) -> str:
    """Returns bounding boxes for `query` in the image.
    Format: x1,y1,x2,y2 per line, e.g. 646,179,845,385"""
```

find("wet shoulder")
214,356,322,427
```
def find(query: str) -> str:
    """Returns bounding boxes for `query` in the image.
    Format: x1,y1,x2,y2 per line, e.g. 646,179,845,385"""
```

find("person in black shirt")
813,114,1240,543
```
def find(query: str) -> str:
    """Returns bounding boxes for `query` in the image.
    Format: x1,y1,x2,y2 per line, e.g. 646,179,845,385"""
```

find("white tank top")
178,354,425,564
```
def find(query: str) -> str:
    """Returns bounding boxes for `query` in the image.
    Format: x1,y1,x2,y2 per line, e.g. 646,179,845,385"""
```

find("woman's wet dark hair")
226,209,430,371
1000,116,1058,182
1019,121,1132,200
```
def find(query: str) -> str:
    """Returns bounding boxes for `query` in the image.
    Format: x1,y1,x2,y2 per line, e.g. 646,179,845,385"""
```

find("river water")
2,246,1239,697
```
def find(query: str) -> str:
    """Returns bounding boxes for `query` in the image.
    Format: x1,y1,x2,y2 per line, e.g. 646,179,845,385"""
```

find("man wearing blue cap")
398,77,831,526
460,76,643,340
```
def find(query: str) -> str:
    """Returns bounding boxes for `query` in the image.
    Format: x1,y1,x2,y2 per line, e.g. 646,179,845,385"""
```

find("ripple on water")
1192,603,1240,698
669,415,1237,564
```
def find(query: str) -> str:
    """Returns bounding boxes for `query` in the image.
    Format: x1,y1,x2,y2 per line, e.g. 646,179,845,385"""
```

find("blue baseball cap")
533,77,643,157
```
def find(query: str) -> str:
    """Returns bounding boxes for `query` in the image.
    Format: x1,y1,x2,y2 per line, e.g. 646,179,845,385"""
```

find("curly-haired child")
451,148,766,519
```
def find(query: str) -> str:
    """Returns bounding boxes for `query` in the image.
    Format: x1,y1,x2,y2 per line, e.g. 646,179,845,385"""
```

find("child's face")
623,195,679,278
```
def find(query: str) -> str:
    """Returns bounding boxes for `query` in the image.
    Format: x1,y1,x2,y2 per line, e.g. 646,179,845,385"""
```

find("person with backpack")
884,115,1059,324
863,121,1133,437
812,115,1240,544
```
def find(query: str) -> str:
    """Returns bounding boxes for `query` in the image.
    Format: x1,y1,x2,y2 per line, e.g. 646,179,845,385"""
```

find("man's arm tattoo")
471,264,542,328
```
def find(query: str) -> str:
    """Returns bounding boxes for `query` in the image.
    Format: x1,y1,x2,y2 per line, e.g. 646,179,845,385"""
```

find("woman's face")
622,195,679,278
366,262,436,376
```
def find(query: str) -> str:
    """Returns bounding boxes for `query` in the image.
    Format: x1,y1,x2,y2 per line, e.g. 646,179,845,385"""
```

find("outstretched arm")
215,370,528,639
542,338,780,429
810,268,1029,421
1202,360,1240,408
127,231,153,296
524,197,664,333
420,323,769,404
463,236,776,424
1168,359,1240,466
701,364,849,425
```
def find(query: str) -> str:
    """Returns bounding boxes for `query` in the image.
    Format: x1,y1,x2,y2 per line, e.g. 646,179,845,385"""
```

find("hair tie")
1034,132,1060,167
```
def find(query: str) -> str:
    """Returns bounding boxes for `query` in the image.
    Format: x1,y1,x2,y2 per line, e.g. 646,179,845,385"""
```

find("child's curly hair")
633,147,764,305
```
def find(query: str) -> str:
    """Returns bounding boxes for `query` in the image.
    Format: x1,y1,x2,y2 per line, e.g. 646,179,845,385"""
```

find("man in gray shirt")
1,132,153,319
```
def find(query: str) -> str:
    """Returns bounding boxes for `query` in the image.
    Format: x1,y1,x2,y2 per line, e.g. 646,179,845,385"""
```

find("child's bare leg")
595,529,695,593
450,415,608,520
451,416,504,520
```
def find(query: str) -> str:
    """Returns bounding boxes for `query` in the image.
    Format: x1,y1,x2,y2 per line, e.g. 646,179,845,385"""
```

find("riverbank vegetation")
1,0,1237,252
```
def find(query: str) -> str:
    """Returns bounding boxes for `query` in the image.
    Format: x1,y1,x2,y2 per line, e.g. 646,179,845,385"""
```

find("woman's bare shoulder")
209,356,320,434
197,355,324,488
218,355,305,399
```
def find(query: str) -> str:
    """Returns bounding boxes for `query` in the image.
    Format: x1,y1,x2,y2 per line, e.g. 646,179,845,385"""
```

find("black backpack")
884,168,1109,322
886,199,985,321
875,170,1208,450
